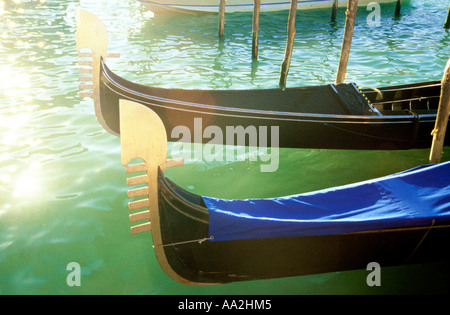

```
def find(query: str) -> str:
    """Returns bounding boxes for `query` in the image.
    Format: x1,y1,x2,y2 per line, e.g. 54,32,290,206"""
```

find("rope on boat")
358,86,383,102
153,236,214,249
404,219,435,263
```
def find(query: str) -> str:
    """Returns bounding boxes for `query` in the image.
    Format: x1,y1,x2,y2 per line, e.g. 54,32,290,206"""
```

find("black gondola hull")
99,60,448,150
157,170,450,285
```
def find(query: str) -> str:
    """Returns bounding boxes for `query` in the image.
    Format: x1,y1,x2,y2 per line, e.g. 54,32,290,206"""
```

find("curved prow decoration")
120,99,168,235
76,8,119,135
76,9,108,58
119,99,192,285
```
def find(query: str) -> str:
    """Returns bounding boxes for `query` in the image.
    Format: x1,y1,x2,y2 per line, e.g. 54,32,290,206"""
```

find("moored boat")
99,59,445,150
77,9,448,151
118,98,450,285
138,0,398,14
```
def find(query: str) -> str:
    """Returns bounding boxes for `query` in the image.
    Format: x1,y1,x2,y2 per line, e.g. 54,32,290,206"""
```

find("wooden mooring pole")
395,0,402,17
445,2,450,29
335,0,358,85
219,0,226,38
331,0,338,22
252,0,261,59
429,59,450,164
279,0,298,88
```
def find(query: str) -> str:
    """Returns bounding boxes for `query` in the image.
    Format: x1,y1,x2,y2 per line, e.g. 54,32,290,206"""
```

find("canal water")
0,0,449,294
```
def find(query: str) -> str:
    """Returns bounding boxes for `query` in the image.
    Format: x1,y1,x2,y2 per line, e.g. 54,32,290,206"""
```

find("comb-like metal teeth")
125,159,184,235
79,92,94,98
127,187,148,198
126,161,152,234
126,174,147,186
130,222,151,234
129,210,150,223
77,51,120,99
128,198,149,211
79,83,94,90
126,163,147,173
78,76,93,82
78,52,93,58
78,67,92,74
166,158,184,168
107,53,121,58
78,60,93,66
126,158,184,173
77,52,121,58
77,52,94,98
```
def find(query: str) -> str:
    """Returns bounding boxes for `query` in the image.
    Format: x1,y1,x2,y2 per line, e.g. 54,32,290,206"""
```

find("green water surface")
0,0,450,294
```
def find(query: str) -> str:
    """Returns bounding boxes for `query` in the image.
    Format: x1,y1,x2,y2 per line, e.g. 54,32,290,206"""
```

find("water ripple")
1,0,450,295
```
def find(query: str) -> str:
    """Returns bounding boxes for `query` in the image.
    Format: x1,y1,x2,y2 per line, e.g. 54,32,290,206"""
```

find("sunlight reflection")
0,113,31,130
13,169,43,198
0,153,11,162
0,202,11,219
0,67,31,91
24,95,33,102
0,174,11,185
1,132,20,146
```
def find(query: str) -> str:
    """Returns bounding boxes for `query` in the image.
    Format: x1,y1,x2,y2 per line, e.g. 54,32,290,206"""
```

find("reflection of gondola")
77,9,448,150
138,0,398,14
119,99,450,285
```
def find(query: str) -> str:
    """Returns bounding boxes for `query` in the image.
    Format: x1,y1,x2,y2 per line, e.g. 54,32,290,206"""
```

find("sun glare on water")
13,164,44,198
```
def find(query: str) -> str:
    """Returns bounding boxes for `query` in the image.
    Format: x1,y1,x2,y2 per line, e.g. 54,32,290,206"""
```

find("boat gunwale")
138,0,400,13
158,167,209,223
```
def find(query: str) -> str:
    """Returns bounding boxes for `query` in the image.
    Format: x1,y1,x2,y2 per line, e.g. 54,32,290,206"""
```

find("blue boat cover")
204,162,450,242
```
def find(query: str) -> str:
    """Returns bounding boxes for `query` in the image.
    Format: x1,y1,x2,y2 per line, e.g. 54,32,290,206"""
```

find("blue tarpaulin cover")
204,162,450,242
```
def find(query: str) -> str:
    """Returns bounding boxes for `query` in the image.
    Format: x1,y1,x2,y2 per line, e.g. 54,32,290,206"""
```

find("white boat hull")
139,0,398,14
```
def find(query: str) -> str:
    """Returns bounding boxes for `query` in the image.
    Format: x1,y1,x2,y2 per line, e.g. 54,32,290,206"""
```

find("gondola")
99,59,446,150
77,9,448,151
138,0,398,14
158,162,450,285
118,98,450,285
